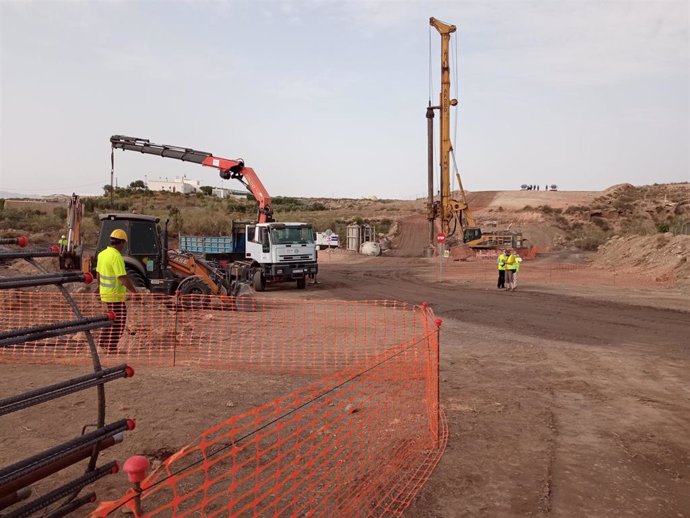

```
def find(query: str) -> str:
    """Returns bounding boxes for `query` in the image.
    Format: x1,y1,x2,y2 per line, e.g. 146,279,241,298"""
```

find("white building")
147,176,201,194
212,187,247,199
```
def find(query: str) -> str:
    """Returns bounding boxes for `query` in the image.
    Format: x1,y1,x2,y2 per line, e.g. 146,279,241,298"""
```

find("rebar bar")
0,420,131,488
0,271,92,289
0,364,132,416
44,492,96,518
0,236,28,247
0,435,122,500
4,462,118,518
0,250,59,260
0,315,113,348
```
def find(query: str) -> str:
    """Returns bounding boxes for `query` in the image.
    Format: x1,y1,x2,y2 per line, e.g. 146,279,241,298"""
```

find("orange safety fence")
0,292,427,376
0,291,446,517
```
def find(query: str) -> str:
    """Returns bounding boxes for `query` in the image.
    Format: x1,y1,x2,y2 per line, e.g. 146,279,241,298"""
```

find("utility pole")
110,146,115,208
430,17,458,237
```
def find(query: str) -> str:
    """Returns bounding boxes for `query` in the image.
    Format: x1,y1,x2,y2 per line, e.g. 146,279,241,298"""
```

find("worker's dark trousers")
99,302,127,352
497,270,505,289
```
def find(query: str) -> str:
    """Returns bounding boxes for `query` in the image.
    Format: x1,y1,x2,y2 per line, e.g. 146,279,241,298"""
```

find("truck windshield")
270,226,314,245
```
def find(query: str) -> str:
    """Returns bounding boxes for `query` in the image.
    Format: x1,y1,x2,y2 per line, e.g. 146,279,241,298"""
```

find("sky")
1,0,688,199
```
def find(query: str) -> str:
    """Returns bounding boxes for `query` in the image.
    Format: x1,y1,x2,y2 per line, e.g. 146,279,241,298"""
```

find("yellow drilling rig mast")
426,17,523,253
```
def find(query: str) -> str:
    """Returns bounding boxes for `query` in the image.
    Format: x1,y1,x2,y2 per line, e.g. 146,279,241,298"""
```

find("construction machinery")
95,213,237,295
108,136,317,291
57,195,237,294
58,193,84,270
427,17,524,252
110,135,273,223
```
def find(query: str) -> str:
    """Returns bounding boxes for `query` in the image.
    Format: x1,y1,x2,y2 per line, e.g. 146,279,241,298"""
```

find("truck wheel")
126,266,146,288
253,270,265,292
296,277,306,289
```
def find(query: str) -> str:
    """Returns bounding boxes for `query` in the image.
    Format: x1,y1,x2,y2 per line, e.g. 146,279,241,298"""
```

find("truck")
315,230,339,250
179,221,318,291
107,135,318,292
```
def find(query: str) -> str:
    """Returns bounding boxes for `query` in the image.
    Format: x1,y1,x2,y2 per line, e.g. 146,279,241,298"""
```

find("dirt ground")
2,248,690,516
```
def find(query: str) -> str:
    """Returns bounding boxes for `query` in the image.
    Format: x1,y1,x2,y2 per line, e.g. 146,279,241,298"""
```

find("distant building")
147,176,201,194
212,187,248,199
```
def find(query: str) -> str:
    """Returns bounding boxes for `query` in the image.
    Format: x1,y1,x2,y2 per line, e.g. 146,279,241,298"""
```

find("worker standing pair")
503,250,522,291
96,229,137,353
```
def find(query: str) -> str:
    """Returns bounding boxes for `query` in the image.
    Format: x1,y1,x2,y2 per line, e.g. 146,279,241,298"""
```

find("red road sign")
436,232,446,243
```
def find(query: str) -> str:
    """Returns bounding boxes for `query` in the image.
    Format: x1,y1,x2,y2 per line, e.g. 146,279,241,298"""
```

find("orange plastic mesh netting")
0,291,446,517
0,292,425,375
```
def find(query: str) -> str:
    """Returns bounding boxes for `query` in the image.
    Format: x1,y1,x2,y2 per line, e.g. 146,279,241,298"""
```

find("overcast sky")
1,0,688,199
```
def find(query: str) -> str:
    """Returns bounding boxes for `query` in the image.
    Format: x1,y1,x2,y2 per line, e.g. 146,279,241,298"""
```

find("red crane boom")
110,135,273,223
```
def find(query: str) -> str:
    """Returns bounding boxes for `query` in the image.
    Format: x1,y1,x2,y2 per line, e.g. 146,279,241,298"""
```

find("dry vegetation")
0,190,422,247
2,183,688,254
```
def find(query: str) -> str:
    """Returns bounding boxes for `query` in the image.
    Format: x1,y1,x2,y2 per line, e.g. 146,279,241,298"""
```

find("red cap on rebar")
17,236,29,247
421,302,428,309
123,455,150,483
126,419,136,431
50,245,60,253
83,272,94,284
434,318,443,328
124,365,135,378
111,462,120,475
107,311,116,321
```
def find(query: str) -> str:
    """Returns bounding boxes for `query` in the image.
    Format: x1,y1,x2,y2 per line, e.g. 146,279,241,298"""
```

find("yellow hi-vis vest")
497,254,507,271
505,254,518,271
96,246,127,302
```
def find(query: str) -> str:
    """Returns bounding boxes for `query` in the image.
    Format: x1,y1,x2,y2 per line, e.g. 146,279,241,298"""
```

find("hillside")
1,184,688,253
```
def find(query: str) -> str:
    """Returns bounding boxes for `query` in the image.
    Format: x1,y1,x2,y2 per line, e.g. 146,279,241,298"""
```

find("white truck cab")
245,222,318,289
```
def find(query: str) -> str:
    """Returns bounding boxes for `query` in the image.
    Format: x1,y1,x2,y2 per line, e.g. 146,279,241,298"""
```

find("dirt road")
297,256,690,517
2,251,689,517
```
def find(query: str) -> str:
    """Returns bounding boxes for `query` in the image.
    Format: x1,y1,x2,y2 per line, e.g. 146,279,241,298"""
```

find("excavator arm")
110,135,273,223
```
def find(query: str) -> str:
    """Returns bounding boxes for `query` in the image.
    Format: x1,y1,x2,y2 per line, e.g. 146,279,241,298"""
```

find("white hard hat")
61,235,66,239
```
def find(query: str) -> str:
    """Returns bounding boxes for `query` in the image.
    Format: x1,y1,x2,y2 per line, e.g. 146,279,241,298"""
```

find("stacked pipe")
0,368,134,515
0,237,133,516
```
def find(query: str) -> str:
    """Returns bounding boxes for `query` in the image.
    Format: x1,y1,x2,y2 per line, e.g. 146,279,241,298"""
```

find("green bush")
591,216,611,231
0,208,64,233
570,224,610,251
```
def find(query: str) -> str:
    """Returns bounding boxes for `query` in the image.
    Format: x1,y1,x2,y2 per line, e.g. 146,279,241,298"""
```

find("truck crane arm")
110,135,273,223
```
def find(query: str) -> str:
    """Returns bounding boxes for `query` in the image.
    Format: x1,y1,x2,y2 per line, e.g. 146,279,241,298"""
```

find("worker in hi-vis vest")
497,249,508,289
96,229,136,352
58,234,68,252
504,249,518,292
514,253,523,288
